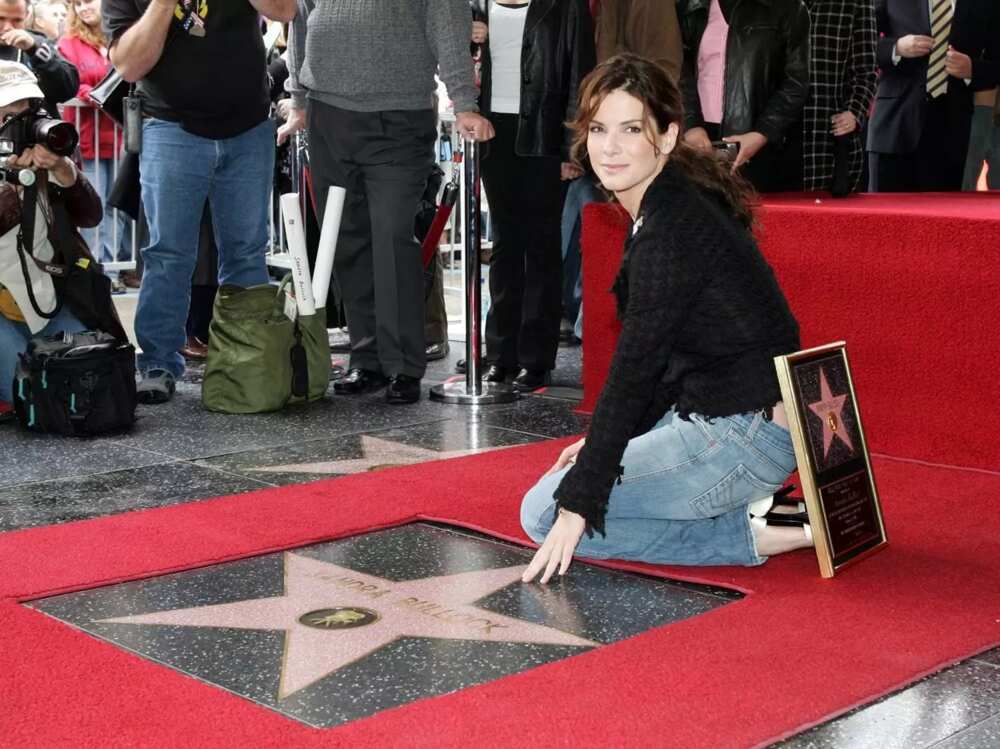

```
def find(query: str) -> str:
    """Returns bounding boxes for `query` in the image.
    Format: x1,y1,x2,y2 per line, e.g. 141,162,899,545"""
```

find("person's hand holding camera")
0,29,37,53
6,144,76,187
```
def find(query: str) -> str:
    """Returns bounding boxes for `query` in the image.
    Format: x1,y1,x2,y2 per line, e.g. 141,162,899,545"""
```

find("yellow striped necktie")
927,0,953,98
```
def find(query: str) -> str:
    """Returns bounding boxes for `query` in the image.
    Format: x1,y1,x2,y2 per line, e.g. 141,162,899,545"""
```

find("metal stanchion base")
429,380,520,405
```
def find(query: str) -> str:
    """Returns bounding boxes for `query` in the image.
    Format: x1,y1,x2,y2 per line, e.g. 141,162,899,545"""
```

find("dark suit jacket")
868,0,998,155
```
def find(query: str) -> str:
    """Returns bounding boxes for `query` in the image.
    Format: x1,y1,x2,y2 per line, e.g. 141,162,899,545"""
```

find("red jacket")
57,36,119,160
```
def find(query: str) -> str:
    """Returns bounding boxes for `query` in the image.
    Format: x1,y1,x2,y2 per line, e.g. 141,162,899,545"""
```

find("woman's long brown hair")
65,1,109,52
568,54,757,228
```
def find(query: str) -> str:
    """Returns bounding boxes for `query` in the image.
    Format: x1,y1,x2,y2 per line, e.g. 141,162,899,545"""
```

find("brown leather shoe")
119,269,142,288
180,335,208,360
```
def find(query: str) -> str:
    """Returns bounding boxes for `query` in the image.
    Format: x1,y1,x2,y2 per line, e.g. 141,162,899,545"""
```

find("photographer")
0,61,105,406
0,0,79,115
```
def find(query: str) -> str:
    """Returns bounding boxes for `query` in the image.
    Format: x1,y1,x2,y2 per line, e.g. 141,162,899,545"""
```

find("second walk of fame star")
100,554,598,699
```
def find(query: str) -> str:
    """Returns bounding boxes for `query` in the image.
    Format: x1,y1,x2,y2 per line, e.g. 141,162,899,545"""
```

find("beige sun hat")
0,61,44,107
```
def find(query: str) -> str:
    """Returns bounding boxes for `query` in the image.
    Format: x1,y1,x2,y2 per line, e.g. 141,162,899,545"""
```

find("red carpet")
2,440,999,747
581,192,1000,470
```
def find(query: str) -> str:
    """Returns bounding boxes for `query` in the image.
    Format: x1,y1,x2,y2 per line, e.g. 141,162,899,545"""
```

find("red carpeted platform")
1,442,1000,747
581,192,1000,471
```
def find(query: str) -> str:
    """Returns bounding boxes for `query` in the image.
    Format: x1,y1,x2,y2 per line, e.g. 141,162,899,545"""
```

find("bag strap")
13,176,66,320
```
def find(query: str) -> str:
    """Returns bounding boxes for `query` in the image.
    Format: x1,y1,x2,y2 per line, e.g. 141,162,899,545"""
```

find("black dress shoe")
333,368,389,395
512,368,551,392
482,364,509,382
455,357,487,374
386,374,421,404
425,341,449,362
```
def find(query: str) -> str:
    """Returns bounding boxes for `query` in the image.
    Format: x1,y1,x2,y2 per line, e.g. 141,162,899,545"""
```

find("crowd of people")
0,0,996,407
0,0,997,571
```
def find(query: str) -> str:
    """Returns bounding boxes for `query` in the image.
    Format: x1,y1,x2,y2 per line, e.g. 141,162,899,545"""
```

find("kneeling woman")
521,54,811,583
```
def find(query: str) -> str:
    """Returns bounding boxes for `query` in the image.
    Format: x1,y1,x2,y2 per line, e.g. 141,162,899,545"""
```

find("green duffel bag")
202,276,330,413
288,300,332,406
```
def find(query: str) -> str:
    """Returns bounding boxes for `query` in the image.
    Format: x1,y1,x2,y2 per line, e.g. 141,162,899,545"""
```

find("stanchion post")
465,141,483,395
430,141,518,406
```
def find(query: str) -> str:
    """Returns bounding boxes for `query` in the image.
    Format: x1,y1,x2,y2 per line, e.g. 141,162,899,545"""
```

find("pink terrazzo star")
807,366,855,459
100,554,597,700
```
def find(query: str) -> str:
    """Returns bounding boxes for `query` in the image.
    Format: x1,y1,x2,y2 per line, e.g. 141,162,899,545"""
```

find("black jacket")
678,0,811,142
554,163,800,534
0,33,79,117
867,0,1000,156
472,0,595,159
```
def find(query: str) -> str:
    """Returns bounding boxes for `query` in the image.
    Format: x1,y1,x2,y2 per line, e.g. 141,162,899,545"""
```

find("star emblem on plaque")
774,343,888,578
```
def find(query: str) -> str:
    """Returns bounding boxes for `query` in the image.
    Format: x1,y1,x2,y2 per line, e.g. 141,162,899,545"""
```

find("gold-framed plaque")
774,342,887,578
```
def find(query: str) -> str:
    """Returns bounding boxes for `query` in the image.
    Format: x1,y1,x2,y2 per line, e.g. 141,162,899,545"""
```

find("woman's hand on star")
522,509,586,584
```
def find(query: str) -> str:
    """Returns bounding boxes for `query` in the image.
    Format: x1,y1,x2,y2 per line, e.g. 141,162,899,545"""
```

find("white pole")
279,193,316,316
312,186,345,309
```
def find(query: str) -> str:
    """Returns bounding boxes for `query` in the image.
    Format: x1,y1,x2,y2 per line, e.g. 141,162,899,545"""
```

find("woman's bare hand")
522,509,586,584
544,438,585,477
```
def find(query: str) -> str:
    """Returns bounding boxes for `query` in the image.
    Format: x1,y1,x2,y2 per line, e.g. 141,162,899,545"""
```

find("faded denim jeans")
521,409,798,567
136,117,274,378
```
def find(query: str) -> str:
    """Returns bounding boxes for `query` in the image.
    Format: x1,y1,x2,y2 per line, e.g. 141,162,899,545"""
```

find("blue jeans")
0,306,87,403
962,105,1000,191
81,157,133,275
559,175,603,337
521,409,798,567
136,118,274,377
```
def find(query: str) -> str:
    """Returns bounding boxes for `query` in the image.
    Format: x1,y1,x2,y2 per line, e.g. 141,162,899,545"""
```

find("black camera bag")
12,331,137,437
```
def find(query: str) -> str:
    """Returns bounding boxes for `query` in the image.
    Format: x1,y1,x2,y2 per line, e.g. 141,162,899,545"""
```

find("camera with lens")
0,107,79,158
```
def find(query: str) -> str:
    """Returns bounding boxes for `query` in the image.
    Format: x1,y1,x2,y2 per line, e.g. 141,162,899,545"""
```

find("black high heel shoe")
748,484,806,518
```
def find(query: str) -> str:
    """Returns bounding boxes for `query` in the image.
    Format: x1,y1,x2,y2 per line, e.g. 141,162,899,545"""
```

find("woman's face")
586,89,678,203
72,0,100,27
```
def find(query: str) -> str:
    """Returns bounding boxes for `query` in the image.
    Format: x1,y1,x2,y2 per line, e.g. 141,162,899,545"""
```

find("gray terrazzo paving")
193,419,543,486
932,714,1000,749
0,461,270,532
775,660,1000,749
972,648,1000,669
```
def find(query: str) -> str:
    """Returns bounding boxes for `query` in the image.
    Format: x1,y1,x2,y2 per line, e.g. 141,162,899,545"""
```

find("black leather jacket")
471,0,595,159
678,0,810,143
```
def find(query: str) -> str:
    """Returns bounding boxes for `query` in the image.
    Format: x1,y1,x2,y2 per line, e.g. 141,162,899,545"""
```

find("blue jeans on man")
136,117,274,380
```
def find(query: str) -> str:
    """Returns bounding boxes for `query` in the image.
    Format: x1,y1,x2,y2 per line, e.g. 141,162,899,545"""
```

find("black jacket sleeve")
27,32,79,107
553,215,714,535
51,170,103,229
562,0,596,160
753,0,810,143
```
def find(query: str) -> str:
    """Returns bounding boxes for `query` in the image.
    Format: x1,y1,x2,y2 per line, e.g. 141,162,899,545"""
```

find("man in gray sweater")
280,0,493,404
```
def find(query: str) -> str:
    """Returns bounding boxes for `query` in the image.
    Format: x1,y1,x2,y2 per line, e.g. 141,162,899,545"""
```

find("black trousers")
869,97,966,192
481,114,563,371
307,102,436,378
